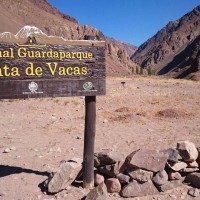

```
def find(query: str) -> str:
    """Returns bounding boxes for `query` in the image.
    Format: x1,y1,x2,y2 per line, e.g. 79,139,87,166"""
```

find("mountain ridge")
131,5,200,79
0,0,137,76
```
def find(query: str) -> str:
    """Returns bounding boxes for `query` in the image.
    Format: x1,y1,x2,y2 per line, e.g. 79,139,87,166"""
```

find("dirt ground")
0,76,200,200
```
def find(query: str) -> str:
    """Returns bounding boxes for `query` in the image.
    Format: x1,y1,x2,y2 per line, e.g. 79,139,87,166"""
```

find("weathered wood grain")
0,41,106,99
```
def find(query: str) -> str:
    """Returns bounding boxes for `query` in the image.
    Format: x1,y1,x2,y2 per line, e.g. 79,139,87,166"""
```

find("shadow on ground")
0,164,50,178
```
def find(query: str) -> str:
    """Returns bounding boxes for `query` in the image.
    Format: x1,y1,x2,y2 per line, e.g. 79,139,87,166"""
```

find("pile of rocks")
45,140,200,199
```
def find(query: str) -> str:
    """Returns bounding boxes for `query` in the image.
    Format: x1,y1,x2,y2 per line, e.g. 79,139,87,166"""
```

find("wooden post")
83,96,96,189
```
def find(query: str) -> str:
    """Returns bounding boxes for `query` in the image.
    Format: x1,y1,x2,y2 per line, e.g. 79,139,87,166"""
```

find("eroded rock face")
131,5,200,79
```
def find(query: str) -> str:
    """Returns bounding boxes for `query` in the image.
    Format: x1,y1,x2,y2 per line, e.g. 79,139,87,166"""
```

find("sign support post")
83,95,96,189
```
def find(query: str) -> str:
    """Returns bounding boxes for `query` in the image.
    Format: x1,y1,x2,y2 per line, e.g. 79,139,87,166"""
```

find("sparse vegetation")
140,67,143,75
147,67,153,76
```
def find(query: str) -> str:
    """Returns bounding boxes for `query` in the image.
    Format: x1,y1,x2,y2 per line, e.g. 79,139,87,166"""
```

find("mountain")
131,5,200,79
0,0,137,76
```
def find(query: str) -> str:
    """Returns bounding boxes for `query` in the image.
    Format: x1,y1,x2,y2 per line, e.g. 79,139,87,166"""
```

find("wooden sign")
0,38,106,99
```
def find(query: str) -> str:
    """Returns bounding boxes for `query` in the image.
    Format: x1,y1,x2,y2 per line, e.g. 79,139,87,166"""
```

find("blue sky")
47,0,200,46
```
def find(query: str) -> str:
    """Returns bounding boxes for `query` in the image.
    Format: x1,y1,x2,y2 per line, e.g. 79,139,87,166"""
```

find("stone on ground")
168,171,182,180
187,161,198,168
46,158,82,193
105,178,121,193
127,168,153,183
188,188,200,197
85,182,108,200
120,181,158,197
167,161,187,171
161,148,180,163
94,150,124,167
117,173,130,184
157,180,183,192
126,149,168,172
94,172,104,186
177,141,198,162
152,170,168,186
185,172,200,188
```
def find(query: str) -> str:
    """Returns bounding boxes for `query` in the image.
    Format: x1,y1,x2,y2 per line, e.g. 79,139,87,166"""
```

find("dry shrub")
155,109,180,118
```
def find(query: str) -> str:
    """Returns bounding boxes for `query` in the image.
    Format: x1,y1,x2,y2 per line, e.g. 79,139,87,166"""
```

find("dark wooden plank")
0,40,106,98
83,96,96,189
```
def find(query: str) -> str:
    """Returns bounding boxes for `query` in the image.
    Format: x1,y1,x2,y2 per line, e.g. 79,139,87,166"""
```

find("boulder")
126,149,168,172
85,182,108,200
105,178,121,193
177,141,198,162
185,172,200,188
127,168,153,183
120,181,158,197
46,158,82,193
152,170,168,186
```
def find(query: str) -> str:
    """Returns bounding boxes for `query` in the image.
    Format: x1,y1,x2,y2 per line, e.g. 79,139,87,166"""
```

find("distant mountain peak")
16,25,46,38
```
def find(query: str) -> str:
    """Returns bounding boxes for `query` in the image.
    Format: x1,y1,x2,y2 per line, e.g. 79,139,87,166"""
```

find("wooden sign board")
0,38,106,99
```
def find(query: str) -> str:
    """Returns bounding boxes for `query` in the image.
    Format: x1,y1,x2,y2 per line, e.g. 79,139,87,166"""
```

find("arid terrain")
0,76,200,200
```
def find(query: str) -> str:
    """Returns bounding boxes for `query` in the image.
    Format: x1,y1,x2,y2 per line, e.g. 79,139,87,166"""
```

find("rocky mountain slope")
131,5,200,79
0,0,137,76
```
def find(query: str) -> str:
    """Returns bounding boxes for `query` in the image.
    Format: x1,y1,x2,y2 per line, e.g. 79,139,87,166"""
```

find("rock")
187,161,198,168
94,150,124,167
120,181,158,197
114,160,127,174
94,172,104,186
181,167,199,173
188,188,200,197
3,148,10,153
126,149,168,172
157,180,183,192
167,161,188,171
46,158,82,193
117,173,130,184
152,170,168,186
185,172,200,188
127,168,153,183
177,141,198,162
85,182,108,200
161,148,179,163
168,171,182,180
105,178,121,193
98,165,118,178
